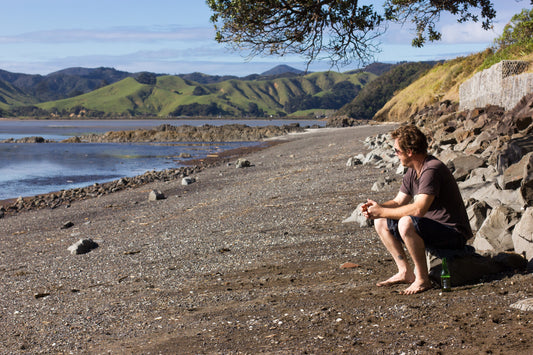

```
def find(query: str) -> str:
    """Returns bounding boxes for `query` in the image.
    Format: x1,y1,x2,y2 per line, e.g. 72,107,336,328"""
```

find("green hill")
37,70,376,118
0,79,37,112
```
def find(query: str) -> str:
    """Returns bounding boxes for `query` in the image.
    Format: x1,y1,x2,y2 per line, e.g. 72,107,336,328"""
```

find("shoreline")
0,126,367,212
0,139,283,213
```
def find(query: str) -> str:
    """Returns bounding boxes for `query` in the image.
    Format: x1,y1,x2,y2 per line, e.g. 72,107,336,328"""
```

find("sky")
0,0,530,76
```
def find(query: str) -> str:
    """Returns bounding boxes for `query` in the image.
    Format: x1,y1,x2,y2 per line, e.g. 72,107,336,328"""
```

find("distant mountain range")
0,62,434,118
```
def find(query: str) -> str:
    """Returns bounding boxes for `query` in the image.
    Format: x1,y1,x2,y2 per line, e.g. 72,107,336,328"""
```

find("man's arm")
362,192,434,220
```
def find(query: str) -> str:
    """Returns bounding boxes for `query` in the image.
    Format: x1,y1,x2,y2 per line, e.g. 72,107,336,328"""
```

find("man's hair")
390,125,428,155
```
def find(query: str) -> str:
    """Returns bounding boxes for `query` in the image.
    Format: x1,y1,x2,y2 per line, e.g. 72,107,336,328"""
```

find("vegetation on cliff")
372,7,533,122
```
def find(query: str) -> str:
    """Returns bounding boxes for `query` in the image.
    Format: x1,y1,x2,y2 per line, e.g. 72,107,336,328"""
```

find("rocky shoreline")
0,140,281,217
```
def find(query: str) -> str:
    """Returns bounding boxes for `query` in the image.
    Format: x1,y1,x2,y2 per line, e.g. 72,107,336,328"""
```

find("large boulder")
520,152,533,207
472,206,522,252
449,154,486,181
512,207,533,270
502,152,533,190
466,200,492,232
426,247,526,287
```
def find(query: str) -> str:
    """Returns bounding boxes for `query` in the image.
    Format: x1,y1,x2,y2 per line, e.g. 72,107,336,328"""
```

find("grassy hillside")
374,8,533,122
336,61,437,120
0,79,37,111
37,70,376,118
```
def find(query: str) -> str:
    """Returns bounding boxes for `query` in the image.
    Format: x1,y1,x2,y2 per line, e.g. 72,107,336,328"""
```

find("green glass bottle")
441,257,451,292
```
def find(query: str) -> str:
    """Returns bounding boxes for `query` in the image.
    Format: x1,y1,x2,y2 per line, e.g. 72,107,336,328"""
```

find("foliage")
135,72,157,85
495,8,533,49
284,80,360,113
385,0,496,47
479,8,533,70
192,86,210,96
207,0,498,66
170,102,228,117
337,61,436,120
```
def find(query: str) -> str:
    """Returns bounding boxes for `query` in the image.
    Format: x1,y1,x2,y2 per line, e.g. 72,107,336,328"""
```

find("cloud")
440,21,505,44
0,25,215,44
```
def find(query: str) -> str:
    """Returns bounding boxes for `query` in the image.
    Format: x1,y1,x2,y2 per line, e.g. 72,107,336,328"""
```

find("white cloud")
440,21,506,44
0,25,215,44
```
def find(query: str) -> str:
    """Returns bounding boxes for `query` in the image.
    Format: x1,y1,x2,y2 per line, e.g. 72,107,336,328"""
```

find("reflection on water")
0,141,255,200
0,119,324,200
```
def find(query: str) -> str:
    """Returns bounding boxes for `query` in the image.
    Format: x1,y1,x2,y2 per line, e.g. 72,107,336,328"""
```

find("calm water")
0,119,324,200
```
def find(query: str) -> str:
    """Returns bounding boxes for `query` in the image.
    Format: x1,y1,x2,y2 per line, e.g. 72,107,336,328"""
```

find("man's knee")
397,216,416,237
374,218,388,233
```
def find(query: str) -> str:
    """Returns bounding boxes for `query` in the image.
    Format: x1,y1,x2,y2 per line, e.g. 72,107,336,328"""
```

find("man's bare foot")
399,280,433,295
376,272,415,287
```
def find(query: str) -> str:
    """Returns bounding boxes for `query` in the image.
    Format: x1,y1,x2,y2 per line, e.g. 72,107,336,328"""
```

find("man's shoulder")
424,155,447,169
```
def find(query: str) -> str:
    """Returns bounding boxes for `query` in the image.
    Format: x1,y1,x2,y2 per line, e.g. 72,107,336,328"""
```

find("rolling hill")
36,69,377,118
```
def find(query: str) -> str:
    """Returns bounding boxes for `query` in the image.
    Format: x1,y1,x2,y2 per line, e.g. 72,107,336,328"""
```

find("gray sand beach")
1,125,532,354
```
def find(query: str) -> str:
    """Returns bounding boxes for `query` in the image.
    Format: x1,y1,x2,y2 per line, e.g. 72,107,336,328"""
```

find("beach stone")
342,203,372,228
371,176,397,192
346,157,363,167
467,200,492,232
68,238,99,255
182,177,196,185
149,190,165,201
502,152,532,190
520,152,533,206
468,183,524,211
511,207,533,269
449,154,486,181
340,262,361,269
236,158,251,168
426,247,501,286
61,221,75,229
510,298,533,312
473,206,522,252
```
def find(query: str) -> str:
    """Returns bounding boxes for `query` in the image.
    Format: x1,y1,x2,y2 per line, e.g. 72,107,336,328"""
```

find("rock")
371,176,397,192
346,157,363,167
510,298,533,312
342,203,372,228
68,238,99,255
182,177,196,185
520,152,533,206
502,152,533,190
61,221,75,229
362,152,383,166
473,206,522,252
340,262,361,269
149,190,165,201
512,207,533,269
467,200,492,232
491,251,528,270
467,182,524,211
236,158,251,168
449,154,486,181
426,247,502,287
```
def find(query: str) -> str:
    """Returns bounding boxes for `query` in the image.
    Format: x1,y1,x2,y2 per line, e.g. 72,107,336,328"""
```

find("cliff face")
459,60,533,111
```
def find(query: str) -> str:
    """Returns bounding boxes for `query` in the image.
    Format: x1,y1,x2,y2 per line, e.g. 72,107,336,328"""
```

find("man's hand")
361,199,381,219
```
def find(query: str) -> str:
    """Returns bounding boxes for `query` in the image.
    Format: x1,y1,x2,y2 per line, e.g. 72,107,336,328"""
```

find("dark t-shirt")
400,155,473,240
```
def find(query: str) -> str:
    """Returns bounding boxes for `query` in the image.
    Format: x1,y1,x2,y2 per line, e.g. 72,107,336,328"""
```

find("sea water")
0,119,323,200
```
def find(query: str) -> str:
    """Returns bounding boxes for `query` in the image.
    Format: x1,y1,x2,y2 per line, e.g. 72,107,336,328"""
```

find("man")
361,125,472,295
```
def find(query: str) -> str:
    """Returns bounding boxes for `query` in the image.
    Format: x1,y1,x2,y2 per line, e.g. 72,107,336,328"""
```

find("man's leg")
397,216,433,295
373,218,415,287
